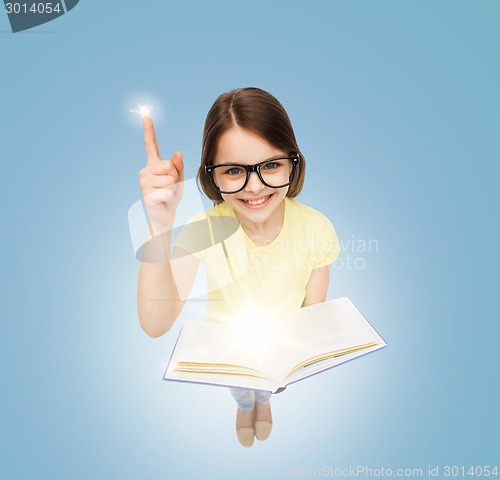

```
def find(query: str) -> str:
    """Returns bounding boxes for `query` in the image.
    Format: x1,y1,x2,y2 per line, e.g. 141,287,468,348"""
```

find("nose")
244,171,266,193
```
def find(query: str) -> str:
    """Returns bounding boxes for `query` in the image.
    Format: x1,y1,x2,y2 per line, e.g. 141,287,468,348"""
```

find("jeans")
229,388,272,412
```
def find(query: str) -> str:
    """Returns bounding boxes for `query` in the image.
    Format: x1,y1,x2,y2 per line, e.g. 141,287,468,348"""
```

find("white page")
165,298,386,390
284,343,384,386
166,320,291,383
262,298,386,381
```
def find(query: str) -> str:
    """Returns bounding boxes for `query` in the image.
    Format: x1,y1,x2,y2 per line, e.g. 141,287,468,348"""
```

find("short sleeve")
171,211,208,261
172,206,242,264
312,216,341,269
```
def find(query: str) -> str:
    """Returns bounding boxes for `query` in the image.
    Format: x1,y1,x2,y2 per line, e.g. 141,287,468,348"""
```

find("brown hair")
197,87,306,204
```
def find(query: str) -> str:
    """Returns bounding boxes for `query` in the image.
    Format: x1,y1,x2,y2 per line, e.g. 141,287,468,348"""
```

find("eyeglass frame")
204,154,300,194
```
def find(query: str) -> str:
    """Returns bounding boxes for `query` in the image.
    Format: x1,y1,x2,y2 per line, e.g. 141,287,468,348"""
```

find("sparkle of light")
130,104,152,117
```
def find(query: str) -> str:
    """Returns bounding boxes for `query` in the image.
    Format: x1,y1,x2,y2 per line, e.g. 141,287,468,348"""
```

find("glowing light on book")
231,308,283,355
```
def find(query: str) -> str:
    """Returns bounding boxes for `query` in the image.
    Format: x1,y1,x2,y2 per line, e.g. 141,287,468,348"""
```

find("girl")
137,87,340,447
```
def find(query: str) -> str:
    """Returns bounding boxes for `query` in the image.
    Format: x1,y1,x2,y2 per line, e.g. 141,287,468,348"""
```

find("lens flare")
130,104,152,117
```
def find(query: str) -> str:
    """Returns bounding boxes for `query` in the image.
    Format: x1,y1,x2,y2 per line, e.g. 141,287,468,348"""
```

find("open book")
164,298,386,393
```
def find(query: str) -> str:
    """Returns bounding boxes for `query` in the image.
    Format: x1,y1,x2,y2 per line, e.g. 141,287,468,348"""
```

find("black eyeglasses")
205,154,300,194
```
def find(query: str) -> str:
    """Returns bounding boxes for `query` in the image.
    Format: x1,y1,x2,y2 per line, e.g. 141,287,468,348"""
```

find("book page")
166,320,294,385
269,298,386,382
284,342,384,386
165,298,386,391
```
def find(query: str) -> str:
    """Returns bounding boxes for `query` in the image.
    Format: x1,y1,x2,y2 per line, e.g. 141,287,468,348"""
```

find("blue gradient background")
1,1,498,479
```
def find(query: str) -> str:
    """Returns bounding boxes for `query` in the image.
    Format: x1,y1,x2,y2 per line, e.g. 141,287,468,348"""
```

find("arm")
136,115,196,338
138,246,199,338
302,265,330,307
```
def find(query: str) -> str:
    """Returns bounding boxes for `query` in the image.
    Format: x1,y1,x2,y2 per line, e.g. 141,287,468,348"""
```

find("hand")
137,115,184,234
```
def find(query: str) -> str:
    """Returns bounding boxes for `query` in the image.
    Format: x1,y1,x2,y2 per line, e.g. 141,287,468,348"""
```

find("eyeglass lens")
212,158,294,193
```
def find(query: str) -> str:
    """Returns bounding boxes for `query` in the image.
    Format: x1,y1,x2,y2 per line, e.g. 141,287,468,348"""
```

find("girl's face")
214,126,291,228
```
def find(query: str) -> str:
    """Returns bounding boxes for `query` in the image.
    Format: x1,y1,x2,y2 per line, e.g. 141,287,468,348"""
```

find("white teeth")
245,195,269,205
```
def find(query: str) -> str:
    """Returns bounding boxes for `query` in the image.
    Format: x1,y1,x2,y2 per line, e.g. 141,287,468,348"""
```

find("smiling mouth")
239,194,273,206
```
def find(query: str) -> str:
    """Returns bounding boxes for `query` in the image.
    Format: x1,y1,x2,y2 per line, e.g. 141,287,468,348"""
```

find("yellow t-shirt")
173,197,340,324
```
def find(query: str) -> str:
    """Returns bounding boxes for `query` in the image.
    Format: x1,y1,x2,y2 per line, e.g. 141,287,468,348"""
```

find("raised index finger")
142,115,161,164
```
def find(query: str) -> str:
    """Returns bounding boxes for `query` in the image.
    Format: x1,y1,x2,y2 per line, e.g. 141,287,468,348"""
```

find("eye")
263,162,279,170
262,160,286,171
224,166,244,175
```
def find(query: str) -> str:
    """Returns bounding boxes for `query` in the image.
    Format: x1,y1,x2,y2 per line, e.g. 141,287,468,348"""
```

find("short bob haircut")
197,87,305,204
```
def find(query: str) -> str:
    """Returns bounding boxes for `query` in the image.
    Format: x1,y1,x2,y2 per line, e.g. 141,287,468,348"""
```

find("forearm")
137,232,184,337
137,260,184,337
302,266,330,307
